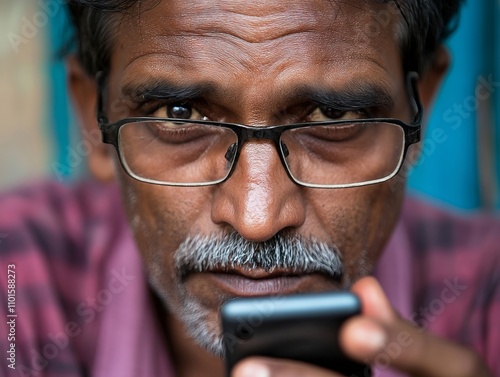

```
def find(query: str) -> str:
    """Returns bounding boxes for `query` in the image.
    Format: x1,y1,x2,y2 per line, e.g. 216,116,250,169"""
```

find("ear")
402,46,450,173
417,45,450,111
67,55,115,182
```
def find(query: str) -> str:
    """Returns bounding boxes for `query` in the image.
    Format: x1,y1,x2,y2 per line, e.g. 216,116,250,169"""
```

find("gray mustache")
174,233,343,279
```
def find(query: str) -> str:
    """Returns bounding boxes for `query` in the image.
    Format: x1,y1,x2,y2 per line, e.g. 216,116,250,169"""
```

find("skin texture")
106,0,408,368
109,0,406,298
67,0,492,376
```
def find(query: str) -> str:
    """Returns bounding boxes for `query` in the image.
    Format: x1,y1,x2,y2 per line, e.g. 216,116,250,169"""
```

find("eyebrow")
121,78,396,112
121,79,215,102
296,83,395,111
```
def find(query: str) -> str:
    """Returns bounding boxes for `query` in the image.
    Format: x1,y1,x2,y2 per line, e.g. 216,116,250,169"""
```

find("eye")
151,103,205,121
308,106,369,122
169,104,193,119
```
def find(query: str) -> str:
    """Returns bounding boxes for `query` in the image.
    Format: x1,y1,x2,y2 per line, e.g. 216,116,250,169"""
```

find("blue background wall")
406,0,499,210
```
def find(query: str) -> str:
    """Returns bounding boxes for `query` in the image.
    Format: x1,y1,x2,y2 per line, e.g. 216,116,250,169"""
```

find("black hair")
66,0,463,76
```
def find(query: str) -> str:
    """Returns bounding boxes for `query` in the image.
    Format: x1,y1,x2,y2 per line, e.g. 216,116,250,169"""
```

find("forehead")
109,0,403,106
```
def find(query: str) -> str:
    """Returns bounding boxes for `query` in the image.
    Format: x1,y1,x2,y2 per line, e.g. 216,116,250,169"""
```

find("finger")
339,316,388,359
384,320,489,377
344,278,491,377
232,357,344,377
351,276,396,322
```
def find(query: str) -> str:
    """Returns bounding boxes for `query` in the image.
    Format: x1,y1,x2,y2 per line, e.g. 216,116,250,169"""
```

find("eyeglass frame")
96,71,423,189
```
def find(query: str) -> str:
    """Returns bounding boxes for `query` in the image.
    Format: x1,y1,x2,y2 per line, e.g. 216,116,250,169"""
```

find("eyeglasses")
97,72,422,188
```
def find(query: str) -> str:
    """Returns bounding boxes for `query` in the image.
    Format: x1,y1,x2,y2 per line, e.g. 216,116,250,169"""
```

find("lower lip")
206,272,309,297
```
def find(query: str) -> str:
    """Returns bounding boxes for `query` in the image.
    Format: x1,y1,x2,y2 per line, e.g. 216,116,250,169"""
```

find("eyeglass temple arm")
405,72,423,144
407,71,423,125
96,71,108,128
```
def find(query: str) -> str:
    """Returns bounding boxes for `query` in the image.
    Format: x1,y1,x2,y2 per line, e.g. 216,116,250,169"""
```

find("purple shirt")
1,180,499,376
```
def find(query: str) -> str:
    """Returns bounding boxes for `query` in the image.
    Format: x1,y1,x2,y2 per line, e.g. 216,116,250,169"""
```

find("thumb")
341,277,491,377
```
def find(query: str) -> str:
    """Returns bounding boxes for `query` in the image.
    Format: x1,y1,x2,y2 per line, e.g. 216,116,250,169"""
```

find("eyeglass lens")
281,122,405,186
117,120,405,186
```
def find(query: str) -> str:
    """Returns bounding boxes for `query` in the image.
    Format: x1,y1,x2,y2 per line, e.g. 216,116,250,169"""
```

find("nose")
211,140,306,242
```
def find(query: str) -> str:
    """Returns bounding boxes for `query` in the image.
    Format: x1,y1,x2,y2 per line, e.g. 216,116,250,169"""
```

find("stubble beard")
148,232,354,358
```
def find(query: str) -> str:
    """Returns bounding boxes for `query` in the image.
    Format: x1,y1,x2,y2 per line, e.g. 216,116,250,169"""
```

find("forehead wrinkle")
129,16,388,80
163,0,395,43
120,31,319,82
177,13,320,45
120,32,387,82
117,32,397,108
112,0,403,114
118,0,398,47
168,26,321,47
124,0,336,46
117,1,397,69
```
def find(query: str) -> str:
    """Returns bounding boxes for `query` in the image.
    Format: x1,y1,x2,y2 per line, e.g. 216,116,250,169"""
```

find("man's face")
104,0,410,355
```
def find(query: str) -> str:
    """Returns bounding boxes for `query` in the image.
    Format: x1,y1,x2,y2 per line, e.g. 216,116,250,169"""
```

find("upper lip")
209,267,302,280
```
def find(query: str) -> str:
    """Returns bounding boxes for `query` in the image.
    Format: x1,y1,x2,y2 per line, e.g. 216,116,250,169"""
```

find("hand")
231,277,492,377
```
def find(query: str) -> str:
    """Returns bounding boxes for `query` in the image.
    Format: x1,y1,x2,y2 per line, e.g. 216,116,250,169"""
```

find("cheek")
363,183,405,257
311,183,404,276
116,173,215,291
123,180,213,245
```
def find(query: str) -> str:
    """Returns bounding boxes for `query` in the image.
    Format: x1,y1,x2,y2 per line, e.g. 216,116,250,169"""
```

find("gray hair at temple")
66,0,463,76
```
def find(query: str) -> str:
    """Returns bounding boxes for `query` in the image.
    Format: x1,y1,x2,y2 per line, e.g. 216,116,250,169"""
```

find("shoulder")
0,179,128,290
0,179,123,263
400,196,500,291
401,196,500,266
0,179,127,374
400,196,500,361
0,178,121,226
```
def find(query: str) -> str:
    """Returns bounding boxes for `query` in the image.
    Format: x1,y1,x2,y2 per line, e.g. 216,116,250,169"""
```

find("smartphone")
221,291,371,377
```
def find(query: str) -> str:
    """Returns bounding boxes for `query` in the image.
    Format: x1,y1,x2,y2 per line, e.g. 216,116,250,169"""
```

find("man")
1,0,498,376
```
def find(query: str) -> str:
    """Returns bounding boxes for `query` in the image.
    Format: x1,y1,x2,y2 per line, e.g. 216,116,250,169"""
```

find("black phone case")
221,291,371,377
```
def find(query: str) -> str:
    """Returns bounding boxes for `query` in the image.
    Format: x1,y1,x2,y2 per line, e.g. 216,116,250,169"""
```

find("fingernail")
238,362,270,377
354,322,387,352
